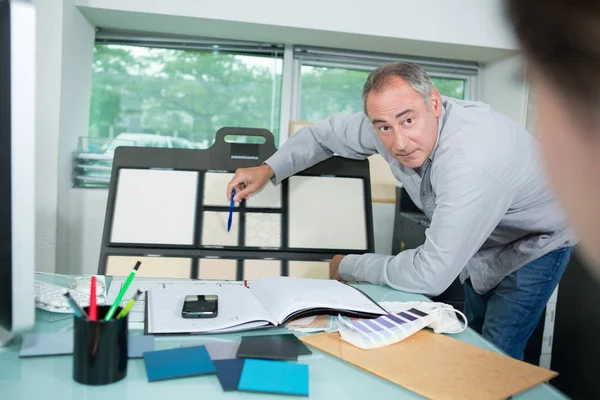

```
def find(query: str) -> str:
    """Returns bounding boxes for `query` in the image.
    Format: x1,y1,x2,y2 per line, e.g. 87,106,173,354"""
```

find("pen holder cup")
73,305,128,385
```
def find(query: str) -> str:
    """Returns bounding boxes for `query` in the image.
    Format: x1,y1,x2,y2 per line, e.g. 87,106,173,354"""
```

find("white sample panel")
110,169,198,245
288,261,330,280
106,256,192,278
203,172,237,207
243,260,281,280
245,213,281,248
203,172,281,208
198,259,237,280
246,180,282,208
201,212,239,246
288,176,367,250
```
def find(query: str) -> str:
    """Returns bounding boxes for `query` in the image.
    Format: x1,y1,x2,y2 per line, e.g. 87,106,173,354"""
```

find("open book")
146,276,386,334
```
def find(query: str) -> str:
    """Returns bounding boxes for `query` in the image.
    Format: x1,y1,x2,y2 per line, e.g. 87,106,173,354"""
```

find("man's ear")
430,88,443,118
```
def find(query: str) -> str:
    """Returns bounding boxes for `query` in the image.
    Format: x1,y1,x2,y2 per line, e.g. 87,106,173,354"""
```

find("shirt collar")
428,98,447,161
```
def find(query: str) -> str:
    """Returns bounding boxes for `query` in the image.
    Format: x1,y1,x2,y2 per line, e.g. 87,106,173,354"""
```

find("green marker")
104,261,141,321
116,288,145,319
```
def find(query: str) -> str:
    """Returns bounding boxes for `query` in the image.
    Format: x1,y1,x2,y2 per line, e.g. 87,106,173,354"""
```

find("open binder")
146,276,386,334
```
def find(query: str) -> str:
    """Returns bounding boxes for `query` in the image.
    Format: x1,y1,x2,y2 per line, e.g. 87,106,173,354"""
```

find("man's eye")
405,118,414,125
379,126,391,133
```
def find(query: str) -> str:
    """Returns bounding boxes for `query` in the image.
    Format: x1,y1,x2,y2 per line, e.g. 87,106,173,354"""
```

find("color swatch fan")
337,307,435,349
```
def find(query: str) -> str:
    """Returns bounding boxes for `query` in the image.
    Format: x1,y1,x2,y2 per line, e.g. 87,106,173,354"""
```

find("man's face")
365,77,442,169
533,71,600,270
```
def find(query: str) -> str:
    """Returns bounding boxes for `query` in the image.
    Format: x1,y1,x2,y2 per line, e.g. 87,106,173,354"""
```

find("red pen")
89,276,97,321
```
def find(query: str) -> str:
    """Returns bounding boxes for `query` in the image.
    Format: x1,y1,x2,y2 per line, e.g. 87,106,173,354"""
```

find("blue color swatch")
143,345,215,382
238,359,309,396
214,359,245,391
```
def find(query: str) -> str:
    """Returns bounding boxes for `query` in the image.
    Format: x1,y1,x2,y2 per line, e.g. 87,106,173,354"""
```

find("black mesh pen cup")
73,305,128,385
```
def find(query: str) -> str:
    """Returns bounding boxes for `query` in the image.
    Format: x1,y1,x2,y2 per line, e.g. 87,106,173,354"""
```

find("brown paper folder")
300,331,557,400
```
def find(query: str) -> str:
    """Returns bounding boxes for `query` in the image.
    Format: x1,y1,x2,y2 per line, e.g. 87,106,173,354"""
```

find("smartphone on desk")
181,294,218,318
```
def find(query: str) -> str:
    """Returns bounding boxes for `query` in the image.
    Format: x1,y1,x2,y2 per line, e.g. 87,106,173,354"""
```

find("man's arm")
265,113,378,185
339,163,513,297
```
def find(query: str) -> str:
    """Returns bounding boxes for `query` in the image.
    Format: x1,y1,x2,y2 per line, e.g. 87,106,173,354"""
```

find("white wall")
33,0,530,274
479,55,529,127
75,0,517,63
58,1,96,274
32,0,63,272
33,0,95,274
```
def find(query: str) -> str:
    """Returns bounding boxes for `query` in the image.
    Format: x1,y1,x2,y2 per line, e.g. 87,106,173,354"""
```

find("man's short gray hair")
362,62,434,113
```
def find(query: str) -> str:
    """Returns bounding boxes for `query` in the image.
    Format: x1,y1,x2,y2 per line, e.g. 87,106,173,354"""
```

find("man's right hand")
226,164,275,203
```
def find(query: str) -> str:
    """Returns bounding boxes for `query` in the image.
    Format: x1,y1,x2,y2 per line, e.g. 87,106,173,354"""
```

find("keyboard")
35,280,105,314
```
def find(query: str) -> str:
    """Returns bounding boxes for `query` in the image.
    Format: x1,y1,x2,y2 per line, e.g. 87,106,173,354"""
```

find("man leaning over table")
226,62,576,361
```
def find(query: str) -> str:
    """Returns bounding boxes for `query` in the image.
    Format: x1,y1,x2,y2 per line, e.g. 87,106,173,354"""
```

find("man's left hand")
329,255,345,281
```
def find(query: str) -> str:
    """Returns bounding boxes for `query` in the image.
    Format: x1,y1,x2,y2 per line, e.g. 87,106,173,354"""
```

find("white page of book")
147,282,276,334
288,176,367,250
110,169,198,245
249,276,385,324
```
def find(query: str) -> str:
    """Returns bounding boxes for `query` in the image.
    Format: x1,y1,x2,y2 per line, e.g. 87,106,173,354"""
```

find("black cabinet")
550,250,600,400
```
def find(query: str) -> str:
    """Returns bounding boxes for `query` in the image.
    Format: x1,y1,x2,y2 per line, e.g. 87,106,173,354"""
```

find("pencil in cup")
104,261,142,321
116,288,145,319
62,290,88,320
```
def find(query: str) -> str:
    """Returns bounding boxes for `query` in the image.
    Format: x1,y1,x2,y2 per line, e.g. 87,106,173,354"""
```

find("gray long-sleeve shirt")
265,96,577,296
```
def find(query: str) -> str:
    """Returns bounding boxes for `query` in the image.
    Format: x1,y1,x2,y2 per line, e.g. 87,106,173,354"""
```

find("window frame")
279,46,479,147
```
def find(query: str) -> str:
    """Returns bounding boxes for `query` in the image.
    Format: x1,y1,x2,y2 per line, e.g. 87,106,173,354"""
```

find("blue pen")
227,188,235,232
62,290,88,320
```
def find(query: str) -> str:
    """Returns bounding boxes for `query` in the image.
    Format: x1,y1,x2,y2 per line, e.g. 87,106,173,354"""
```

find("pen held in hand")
227,188,235,232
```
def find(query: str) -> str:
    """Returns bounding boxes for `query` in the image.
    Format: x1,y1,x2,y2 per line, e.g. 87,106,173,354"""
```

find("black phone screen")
181,294,218,318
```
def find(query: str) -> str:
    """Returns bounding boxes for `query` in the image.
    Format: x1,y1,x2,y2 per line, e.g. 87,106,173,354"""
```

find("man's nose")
393,131,409,152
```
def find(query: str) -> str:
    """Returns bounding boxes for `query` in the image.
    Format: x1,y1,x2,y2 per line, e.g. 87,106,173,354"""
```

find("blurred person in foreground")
506,0,600,273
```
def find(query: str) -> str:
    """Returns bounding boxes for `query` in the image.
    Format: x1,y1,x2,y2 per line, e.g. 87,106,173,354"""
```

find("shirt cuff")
264,152,292,186
339,254,363,281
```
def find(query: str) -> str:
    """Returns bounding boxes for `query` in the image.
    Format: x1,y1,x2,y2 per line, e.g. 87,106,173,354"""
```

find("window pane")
431,77,466,100
88,44,283,150
300,66,369,121
299,65,466,121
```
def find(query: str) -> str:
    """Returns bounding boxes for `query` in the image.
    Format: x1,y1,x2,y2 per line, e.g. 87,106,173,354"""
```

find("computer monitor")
0,0,36,344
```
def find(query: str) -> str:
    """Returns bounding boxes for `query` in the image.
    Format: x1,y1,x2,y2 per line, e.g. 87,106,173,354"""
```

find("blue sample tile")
214,359,245,391
143,345,215,382
238,359,309,396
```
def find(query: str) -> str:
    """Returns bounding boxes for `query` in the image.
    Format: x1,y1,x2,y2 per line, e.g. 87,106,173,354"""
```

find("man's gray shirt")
265,96,577,296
